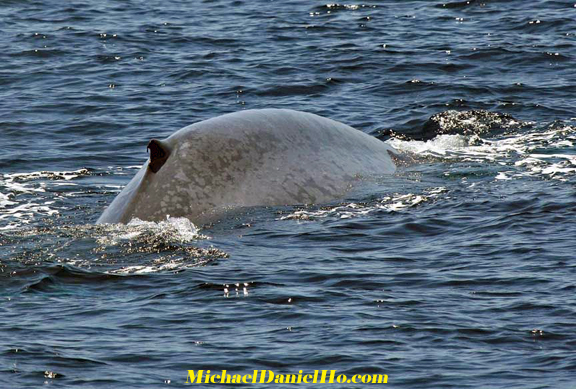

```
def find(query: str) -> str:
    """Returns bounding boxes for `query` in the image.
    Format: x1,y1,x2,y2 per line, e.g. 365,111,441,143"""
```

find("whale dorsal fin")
147,139,170,173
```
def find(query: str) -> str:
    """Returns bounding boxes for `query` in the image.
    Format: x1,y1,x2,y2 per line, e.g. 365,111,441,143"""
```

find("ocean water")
1,0,575,388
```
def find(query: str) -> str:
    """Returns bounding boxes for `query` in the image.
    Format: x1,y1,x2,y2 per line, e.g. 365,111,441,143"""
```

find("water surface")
1,1,575,388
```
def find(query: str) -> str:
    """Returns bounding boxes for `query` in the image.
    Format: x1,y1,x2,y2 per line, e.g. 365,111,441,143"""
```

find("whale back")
97,109,397,224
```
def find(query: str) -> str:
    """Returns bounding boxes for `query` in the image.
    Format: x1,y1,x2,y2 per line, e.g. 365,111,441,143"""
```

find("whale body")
97,109,397,225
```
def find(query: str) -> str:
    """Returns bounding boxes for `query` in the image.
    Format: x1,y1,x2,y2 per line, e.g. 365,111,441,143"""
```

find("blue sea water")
1,0,575,388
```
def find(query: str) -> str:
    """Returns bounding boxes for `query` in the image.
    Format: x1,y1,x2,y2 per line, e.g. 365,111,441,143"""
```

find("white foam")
0,192,16,208
389,134,476,157
389,124,576,181
97,216,205,246
127,216,203,241
108,255,217,275
280,187,447,221
4,169,89,181
0,168,90,227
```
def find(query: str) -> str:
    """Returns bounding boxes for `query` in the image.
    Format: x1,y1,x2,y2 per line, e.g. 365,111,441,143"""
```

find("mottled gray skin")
97,109,397,225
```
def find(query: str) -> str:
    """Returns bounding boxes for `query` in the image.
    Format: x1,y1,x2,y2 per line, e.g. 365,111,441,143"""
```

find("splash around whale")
97,109,398,225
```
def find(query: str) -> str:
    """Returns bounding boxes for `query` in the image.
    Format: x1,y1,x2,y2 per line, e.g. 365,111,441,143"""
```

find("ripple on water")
1,1,576,388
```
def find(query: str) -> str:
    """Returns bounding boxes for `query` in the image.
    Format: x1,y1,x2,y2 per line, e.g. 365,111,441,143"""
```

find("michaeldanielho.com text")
186,370,388,384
